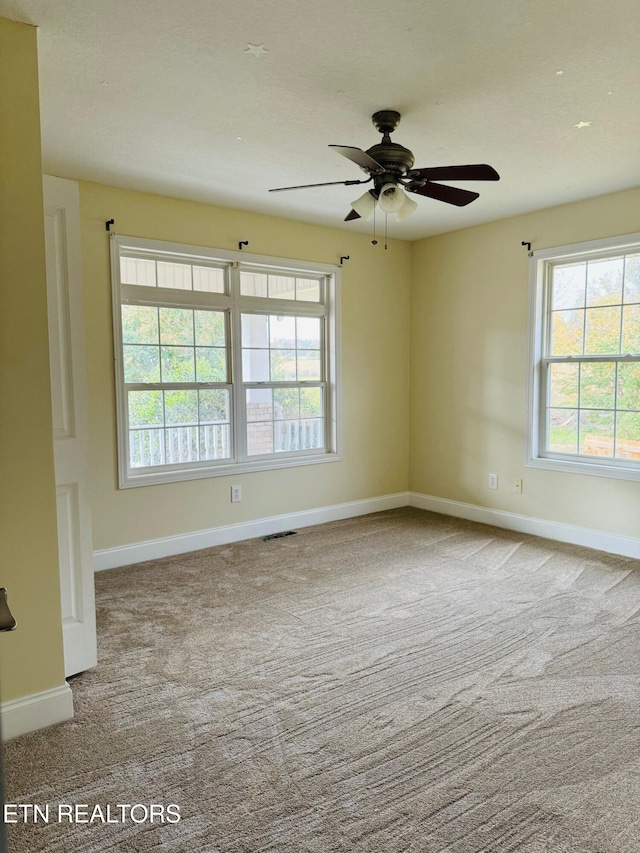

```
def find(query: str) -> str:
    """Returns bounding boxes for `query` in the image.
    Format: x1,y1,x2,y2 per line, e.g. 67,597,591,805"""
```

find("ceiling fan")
269,110,499,222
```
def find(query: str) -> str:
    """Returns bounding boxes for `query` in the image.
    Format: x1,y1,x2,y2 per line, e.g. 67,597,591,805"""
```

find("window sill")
526,454,640,482
119,451,342,489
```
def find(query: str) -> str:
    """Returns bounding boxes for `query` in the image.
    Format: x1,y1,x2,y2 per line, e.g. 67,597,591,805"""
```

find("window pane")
550,309,584,355
195,311,225,347
297,350,322,380
296,278,321,302
300,387,323,418
617,363,640,410
196,347,226,382
268,275,296,300
584,306,621,354
547,409,578,454
296,316,321,349
128,391,163,427
123,345,160,383
300,418,324,449
623,254,640,304
247,422,274,456
193,266,225,293
246,388,273,422
128,387,233,468
549,363,579,408
121,257,156,286
199,389,229,423
269,315,296,348
240,271,321,302
160,308,194,345
122,305,158,344
164,390,198,425
579,362,615,409
271,350,297,381
243,349,270,382
579,410,615,457
130,428,164,467
621,304,640,352
240,272,268,297
275,420,299,451
273,418,324,452
165,426,198,463
552,263,585,310
157,261,192,290
274,388,300,419
586,257,623,307
200,424,231,460
242,314,269,348
615,412,640,459
161,347,195,382
243,315,324,382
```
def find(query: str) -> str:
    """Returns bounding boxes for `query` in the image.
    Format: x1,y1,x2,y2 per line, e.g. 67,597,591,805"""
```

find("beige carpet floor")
4,508,640,852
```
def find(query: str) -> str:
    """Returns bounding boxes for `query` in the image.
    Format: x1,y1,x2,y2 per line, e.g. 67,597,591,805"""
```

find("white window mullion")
319,310,329,453
229,263,246,463
539,358,549,459
325,273,340,456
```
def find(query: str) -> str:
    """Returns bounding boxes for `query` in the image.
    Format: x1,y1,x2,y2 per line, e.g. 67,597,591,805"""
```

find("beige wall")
0,19,66,703
410,186,640,538
79,181,412,550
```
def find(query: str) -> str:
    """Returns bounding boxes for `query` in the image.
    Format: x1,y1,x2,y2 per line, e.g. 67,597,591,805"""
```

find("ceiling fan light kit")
378,183,406,214
269,109,500,235
395,193,418,222
350,189,377,220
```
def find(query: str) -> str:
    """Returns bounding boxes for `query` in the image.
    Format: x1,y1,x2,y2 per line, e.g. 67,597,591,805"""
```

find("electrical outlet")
231,485,242,503
488,473,498,490
513,478,523,494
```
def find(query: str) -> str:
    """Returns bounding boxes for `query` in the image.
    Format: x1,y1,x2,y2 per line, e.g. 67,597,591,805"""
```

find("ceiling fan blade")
344,209,361,221
410,164,500,182
269,178,369,192
329,145,384,173
408,181,480,207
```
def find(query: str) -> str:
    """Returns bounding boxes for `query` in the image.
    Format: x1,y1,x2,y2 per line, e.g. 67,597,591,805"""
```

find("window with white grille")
111,236,340,487
528,233,640,480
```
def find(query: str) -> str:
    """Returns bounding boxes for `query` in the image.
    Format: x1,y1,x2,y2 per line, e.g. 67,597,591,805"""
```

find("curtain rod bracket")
105,219,115,232
238,241,249,251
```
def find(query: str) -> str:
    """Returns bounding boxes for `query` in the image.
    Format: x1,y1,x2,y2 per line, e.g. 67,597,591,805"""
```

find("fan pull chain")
371,205,377,245
384,213,388,250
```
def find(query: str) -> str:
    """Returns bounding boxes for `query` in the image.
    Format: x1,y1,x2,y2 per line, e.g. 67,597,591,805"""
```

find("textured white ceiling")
2,0,639,239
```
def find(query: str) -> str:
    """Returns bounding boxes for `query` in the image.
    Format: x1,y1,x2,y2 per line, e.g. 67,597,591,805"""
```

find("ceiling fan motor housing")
365,142,415,192
366,110,415,192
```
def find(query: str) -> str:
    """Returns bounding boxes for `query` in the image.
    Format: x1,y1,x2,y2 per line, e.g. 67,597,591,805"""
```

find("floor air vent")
262,531,297,542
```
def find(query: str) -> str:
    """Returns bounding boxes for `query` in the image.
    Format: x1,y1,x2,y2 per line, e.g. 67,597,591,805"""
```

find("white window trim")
111,235,342,488
526,231,640,481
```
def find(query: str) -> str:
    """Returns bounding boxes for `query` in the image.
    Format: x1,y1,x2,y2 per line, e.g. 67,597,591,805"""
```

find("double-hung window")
528,232,640,480
111,235,340,487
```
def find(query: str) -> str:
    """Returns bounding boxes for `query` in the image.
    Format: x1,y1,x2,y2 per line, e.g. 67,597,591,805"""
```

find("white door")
43,175,97,677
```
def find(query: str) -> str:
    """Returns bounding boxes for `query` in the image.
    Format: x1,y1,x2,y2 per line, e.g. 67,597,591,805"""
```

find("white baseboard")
94,492,410,571
1,683,74,741
94,489,640,572
409,492,640,559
